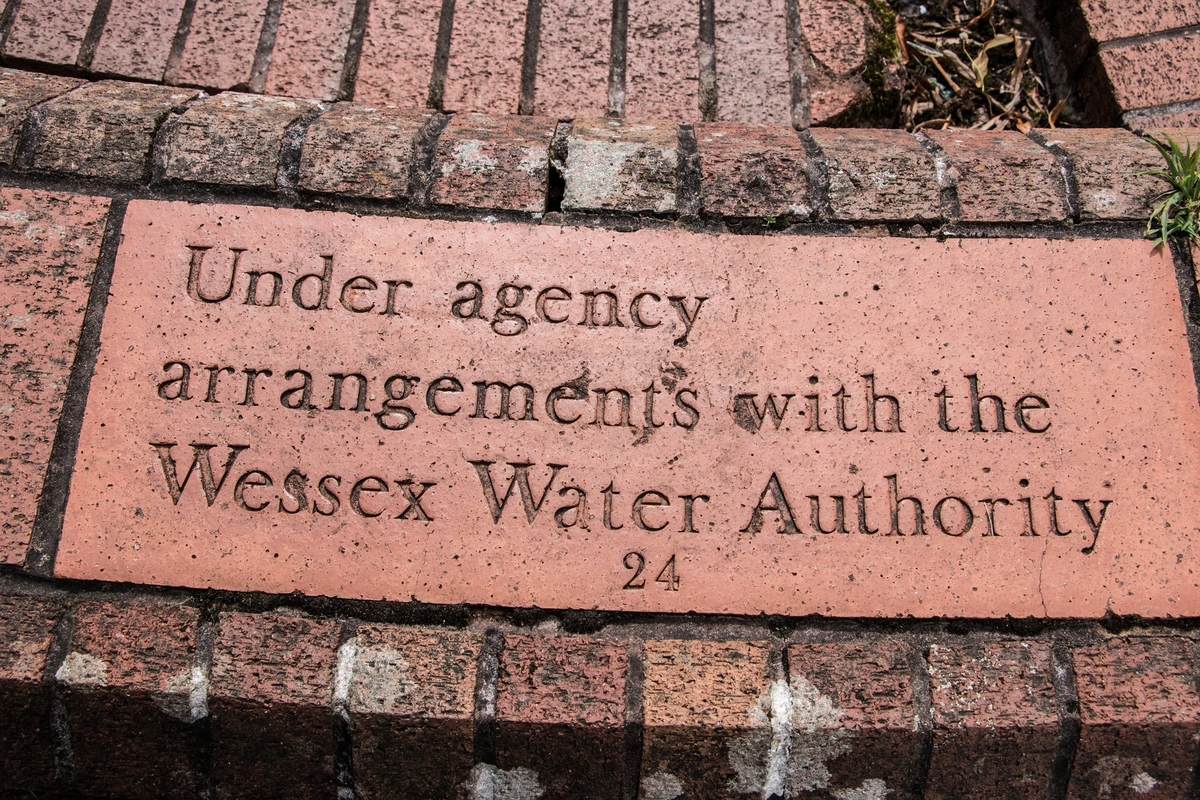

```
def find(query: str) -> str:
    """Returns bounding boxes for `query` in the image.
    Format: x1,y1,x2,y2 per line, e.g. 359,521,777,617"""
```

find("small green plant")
1140,134,1200,246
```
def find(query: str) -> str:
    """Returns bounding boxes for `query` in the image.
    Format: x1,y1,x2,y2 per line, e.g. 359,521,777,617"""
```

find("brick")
209,611,340,799
158,92,318,188
1037,129,1163,221
1068,637,1200,800
1079,0,1200,44
926,129,1069,222
562,117,678,212
811,128,941,221
62,602,201,798
534,0,611,117
0,188,109,564
353,0,442,107
0,70,84,166
299,103,429,198
0,594,60,792
696,122,812,218
91,0,188,81
35,80,198,182
4,0,96,65
174,0,270,89
626,0,699,121
495,635,626,800
800,0,872,124
1129,109,1200,130
264,0,357,101
349,626,481,800
443,0,527,114
429,112,554,212
1100,35,1200,112
926,641,1059,799
641,640,771,799
714,0,790,126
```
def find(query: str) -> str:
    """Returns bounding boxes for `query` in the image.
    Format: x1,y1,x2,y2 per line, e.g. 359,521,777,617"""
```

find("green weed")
1140,134,1200,246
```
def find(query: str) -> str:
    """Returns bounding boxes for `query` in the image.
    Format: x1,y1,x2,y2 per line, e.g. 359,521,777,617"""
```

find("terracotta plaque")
57,201,1200,617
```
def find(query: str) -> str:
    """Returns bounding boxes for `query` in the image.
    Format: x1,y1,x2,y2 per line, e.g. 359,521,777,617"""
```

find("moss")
825,0,905,127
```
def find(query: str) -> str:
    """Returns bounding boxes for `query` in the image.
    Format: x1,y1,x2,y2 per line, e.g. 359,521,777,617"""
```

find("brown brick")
926,130,1069,222
158,93,318,188
626,0,699,121
264,0,357,101
349,626,481,800
563,117,678,213
429,113,554,212
696,122,812,219
1129,109,1200,130
35,80,198,182
926,641,1059,799
0,70,85,166
174,0,270,89
1068,637,1200,800
0,594,61,793
714,0,791,126
91,0,188,81
800,0,873,124
299,103,429,198
4,0,97,66
61,602,201,799
1079,0,1200,44
641,639,771,799
443,0,527,114
534,0,611,118
353,0,442,107
0,188,110,565
495,634,626,800
810,128,941,222
786,640,915,797
1100,35,1200,112
209,611,340,799
1038,129,1163,221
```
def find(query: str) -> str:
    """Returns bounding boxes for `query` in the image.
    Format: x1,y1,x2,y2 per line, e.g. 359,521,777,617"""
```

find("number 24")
623,552,680,591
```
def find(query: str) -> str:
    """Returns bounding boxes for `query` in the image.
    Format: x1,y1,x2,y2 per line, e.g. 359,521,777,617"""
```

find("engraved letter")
732,393,792,433
632,490,671,531
470,461,566,524
396,480,436,520
492,284,531,336
808,495,848,534
339,275,378,313
933,496,973,536
886,474,926,536
864,374,902,432
967,374,1009,432
278,469,308,514
472,381,537,421
151,442,249,506
243,271,282,306
234,469,273,511
741,473,800,534
350,476,389,517
158,361,192,400
426,376,464,416
328,373,369,412
376,375,419,430
667,296,706,346
186,246,242,303
292,255,334,311
1015,395,1051,433
280,369,316,410
451,281,484,319
1074,499,1111,554
536,287,571,323
630,292,662,328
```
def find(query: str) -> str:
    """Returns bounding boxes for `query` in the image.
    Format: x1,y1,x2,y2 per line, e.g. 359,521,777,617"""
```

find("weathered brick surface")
696,122,812,219
174,0,271,89
563,117,678,213
442,0,527,114
264,0,357,101
1068,637,1200,800
800,0,873,124
35,81,198,181
0,70,84,166
811,128,941,221
429,113,554,212
1038,128,1163,220
1079,0,1200,44
787,640,915,797
927,129,1069,222
714,0,791,126
1100,35,1200,112
62,602,201,798
1129,109,1200,130
0,594,60,792
91,0,188,81
353,0,442,108
534,0,611,117
0,189,109,565
299,103,429,198
350,626,481,800
626,0,699,121
4,0,96,66
640,639,771,799
158,93,318,188
209,611,340,799
495,635,626,800
926,641,1059,799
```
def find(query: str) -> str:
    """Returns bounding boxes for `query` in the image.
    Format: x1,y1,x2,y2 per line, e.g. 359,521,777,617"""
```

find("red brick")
1130,110,1200,130
429,112,554,212
349,626,481,800
174,0,270,89
1079,0,1200,43
626,0,699,121
926,641,1059,799
0,594,60,792
0,188,109,565
299,102,429,198
353,0,442,107
209,611,340,799
1037,128,1163,221
443,0,527,114
800,0,873,124
4,0,97,66
562,116,678,212
1100,35,1200,112
810,128,940,221
714,0,790,126
696,122,812,218
0,70,84,166
641,639,771,799
1068,637,1200,800
264,0,357,101
495,634,626,799
61,602,201,799
533,0,611,118
91,0,188,81
926,129,1069,222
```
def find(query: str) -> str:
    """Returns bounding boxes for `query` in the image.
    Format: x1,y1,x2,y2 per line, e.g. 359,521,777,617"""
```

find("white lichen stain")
451,140,498,176
348,644,418,714
1130,772,1159,794
517,146,545,176
831,778,891,800
466,764,545,800
641,771,684,800
153,667,208,722
55,652,108,686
